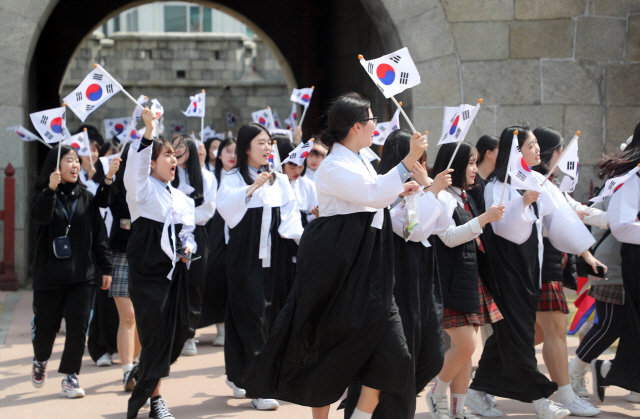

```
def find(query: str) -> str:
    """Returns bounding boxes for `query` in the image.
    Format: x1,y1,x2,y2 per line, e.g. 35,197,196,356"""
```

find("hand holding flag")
62,129,91,157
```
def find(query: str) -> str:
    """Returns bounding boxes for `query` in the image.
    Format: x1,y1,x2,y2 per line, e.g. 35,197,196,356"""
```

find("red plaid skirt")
443,278,503,329
537,281,569,313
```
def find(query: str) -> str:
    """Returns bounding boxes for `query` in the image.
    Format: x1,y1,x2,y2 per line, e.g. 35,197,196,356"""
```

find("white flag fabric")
269,141,282,172
284,103,297,130
99,153,120,176
507,132,543,192
557,134,579,193
372,108,400,146
282,140,314,166
103,117,130,139
226,111,237,127
64,65,122,122
30,107,68,144
270,128,294,142
590,166,640,203
290,87,314,107
150,99,164,137
181,92,205,117
117,95,148,143
359,48,421,99
62,130,91,157
360,146,381,162
132,95,148,122
272,109,283,129
437,103,480,145
200,126,215,141
252,108,275,131
7,125,41,142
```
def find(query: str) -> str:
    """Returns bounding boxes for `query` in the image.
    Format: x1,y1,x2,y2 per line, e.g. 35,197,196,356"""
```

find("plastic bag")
403,193,420,241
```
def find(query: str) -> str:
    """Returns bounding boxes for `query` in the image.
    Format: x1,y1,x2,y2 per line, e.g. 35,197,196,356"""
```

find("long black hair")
204,137,222,167
214,137,237,187
598,122,640,178
476,135,499,165
378,129,412,175
487,123,532,183
112,142,132,197
171,135,204,205
532,127,564,176
34,145,85,191
319,93,370,149
432,142,477,190
234,122,272,186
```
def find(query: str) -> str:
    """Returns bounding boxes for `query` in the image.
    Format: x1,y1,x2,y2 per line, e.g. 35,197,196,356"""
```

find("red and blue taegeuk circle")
373,130,381,137
449,116,460,135
50,117,63,134
520,157,532,172
70,142,81,150
259,117,266,124
192,102,197,112
376,63,396,85
301,94,311,103
114,123,124,134
86,84,103,101
17,131,25,138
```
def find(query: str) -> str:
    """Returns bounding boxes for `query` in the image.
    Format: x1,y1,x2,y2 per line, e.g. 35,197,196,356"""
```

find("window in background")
113,15,121,32
190,5,201,32
164,5,187,32
203,8,212,32
126,9,139,32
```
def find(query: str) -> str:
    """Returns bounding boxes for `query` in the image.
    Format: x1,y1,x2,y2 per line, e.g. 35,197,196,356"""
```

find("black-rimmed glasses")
360,117,378,125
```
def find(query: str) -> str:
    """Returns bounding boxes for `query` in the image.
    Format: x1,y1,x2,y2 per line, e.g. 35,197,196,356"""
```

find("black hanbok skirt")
185,224,209,337
605,242,640,392
87,286,119,361
342,235,444,418
224,206,297,388
244,210,411,407
470,223,557,402
126,218,190,419
198,212,227,328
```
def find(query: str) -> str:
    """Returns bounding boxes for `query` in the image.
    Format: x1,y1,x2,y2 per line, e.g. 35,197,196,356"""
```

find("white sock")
217,323,225,336
601,360,612,378
432,376,451,396
533,398,545,413
557,384,576,405
451,393,466,415
122,363,134,374
569,357,589,373
350,408,372,419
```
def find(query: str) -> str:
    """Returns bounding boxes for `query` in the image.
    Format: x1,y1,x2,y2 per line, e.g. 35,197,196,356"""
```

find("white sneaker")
536,399,570,419
61,373,85,398
487,393,498,408
251,398,279,410
96,352,113,367
426,391,450,419
225,377,246,399
212,335,225,346
570,368,589,397
454,409,481,419
181,338,198,356
627,391,640,403
561,396,600,417
465,391,503,417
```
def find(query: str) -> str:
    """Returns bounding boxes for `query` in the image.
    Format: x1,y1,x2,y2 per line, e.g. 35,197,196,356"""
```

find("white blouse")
436,187,483,248
565,192,608,230
174,165,218,226
124,139,197,279
390,186,445,248
291,175,318,224
304,167,317,182
217,168,303,267
609,173,640,245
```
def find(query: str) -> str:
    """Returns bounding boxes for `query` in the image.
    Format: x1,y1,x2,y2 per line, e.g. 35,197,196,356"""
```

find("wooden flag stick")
84,127,94,171
201,89,206,143
541,131,580,187
391,97,417,134
57,102,66,172
298,86,314,127
94,63,144,110
499,130,517,204
446,141,463,170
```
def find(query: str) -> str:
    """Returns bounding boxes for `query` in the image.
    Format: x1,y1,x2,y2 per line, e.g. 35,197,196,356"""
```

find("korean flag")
64,65,122,122
359,47,421,98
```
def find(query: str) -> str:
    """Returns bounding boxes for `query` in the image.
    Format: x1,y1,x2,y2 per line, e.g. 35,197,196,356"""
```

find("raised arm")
609,176,640,245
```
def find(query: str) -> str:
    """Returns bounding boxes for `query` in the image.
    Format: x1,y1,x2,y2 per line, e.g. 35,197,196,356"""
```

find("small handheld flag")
181,92,206,117
99,153,120,176
556,132,580,192
272,109,282,128
150,99,164,137
590,164,640,203
64,65,122,122
508,131,543,192
226,111,237,127
360,146,381,162
6,125,52,148
29,106,68,144
290,87,314,107
438,100,482,146
252,107,276,131
359,48,420,99
62,130,91,157
269,140,282,172
103,117,130,139
372,108,401,146
284,103,297,130
282,138,314,166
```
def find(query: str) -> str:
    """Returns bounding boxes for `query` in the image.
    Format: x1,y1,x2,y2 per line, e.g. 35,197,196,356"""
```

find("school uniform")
174,165,217,339
30,181,112,375
470,173,595,402
343,185,449,418
604,172,640,393
123,138,196,419
204,161,215,172
216,167,303,389
244,142,412,407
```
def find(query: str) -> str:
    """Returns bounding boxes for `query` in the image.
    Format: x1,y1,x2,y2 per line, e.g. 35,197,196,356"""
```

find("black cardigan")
30,182,113,290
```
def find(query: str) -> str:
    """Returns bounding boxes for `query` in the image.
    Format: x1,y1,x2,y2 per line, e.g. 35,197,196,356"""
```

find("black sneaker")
31,358,47,388
123,370,136,392
149,395,175,419
590,359,606,405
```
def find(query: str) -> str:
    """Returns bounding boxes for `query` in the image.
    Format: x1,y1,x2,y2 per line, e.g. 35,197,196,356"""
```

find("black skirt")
87,286,119,361
224,206,297,388
342,235,444,418
126,218,190,419
244,210,411,407
470,222,558,402
198,212,227,328
185,224,209,338
605,242,640,392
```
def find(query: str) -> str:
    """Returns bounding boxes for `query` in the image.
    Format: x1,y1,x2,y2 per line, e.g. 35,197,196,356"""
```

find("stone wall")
61,32,291,139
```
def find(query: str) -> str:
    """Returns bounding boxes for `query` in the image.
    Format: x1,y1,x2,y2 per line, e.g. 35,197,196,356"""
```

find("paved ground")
0,290,637,418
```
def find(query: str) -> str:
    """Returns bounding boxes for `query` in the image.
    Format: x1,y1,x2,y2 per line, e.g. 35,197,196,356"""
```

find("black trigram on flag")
44,132,53,140
376,83,385,94
462,110,470,120
389,55,401,63
516,171,527,182
455,127,462,138
567,161,575,171
106,84,114,94
86,105,95,111
368,63,374,74
399,72,409,84
40,116,48,125
76,92,83,102
93,73,104,81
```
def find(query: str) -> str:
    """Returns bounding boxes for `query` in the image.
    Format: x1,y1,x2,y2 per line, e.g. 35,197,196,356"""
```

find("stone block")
247,96,267,108
575,17,626,61
413,55,461,107
563,106,605,165
605,64,640,106
495,105,565,134
514,0,587,19
0,10,36,67
461,60,541,106
0,58,25,106
542,61,601,105
451,22,509,61
593,0,640,17
441,0,514,22
510,19,574,59
160,50,173,60
626,15,640,62
379,0,439,24
605,106,640,153
474,105,497,139
397,6,455,63
1,0,57,24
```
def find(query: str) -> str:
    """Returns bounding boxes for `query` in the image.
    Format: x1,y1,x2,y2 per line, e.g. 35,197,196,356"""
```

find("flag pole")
499,130,517,204
391,97,417,134
57,103,67,172
94,63,144,110
541,131,580,187
84,127,94,172
298,86,314,127
201,89,205,142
